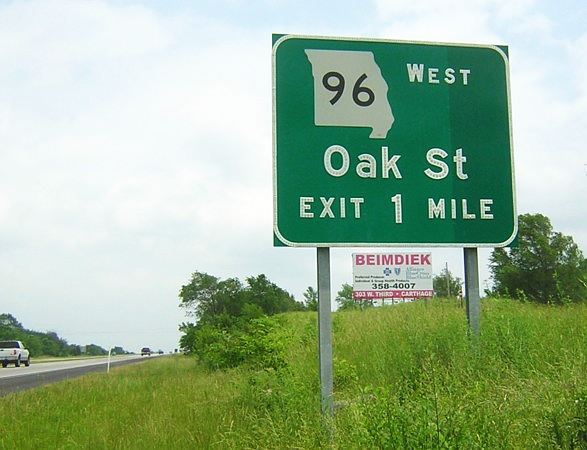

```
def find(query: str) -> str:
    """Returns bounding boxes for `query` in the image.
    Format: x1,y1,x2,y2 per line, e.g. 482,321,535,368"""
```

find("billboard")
352,253,433,299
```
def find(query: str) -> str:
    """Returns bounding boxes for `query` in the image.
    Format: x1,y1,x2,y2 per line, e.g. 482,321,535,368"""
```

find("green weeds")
0,299,585,449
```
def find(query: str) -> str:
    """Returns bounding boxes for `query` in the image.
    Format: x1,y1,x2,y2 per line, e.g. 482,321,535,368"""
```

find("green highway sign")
272,34,516,247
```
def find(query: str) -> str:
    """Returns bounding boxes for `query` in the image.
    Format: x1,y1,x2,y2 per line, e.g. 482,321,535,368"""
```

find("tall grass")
330,299,587,448
0,299,585,449
0,358,247,449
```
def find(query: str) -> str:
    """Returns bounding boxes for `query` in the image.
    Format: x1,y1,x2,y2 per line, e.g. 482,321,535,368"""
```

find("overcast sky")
1,0,585,353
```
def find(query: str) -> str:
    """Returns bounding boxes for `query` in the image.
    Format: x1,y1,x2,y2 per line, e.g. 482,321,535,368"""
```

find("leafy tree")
178,271,303,358
336,283,360,310
0,313,23,329
178,272,244,326
240,303,264,321
179,272,303,328
489,213,587,303
111,346,129,355
85,344,108,356
303,286,318,311
433,268,463,298
245,274,304,315
68,345,82,356
179,322,197,355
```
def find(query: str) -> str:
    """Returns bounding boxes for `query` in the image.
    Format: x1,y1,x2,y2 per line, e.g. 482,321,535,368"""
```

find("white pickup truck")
0,340,31,368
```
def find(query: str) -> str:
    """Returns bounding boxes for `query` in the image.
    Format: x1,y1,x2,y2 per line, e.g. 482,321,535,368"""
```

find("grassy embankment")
0,298,585,449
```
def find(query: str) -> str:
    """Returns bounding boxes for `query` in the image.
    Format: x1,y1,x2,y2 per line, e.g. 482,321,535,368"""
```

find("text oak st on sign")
272,34,516,247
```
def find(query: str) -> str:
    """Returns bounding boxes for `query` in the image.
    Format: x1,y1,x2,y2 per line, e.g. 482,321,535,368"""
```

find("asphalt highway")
0,355,160,396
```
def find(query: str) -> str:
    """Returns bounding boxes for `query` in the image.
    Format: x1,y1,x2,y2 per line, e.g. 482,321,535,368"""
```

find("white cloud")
0,0,585,351
507,27,587,247
375,0,536,18
0,0,282,351
374,0,544,44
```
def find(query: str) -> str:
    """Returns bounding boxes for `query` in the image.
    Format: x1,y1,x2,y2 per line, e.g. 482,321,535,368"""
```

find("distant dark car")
141,347,151,356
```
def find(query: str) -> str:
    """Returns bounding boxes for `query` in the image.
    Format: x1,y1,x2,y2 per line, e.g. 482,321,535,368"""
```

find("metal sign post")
316,247,334,416
464,248,480,335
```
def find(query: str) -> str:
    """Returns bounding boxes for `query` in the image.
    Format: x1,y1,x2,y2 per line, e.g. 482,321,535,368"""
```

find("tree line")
178,213,586,366
0,314,128,357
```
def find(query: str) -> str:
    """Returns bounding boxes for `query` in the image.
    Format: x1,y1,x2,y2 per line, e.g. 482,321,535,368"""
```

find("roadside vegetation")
178,272,305,370
1,212,585,448
489,214,587,303
0,298,585,449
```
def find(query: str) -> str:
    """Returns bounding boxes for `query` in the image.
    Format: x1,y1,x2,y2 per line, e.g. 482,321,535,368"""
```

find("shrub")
188,317,287,371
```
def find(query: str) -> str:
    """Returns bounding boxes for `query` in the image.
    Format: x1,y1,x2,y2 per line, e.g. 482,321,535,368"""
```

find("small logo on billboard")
406,267,432,279
383,267,392,276
394,267,401,276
